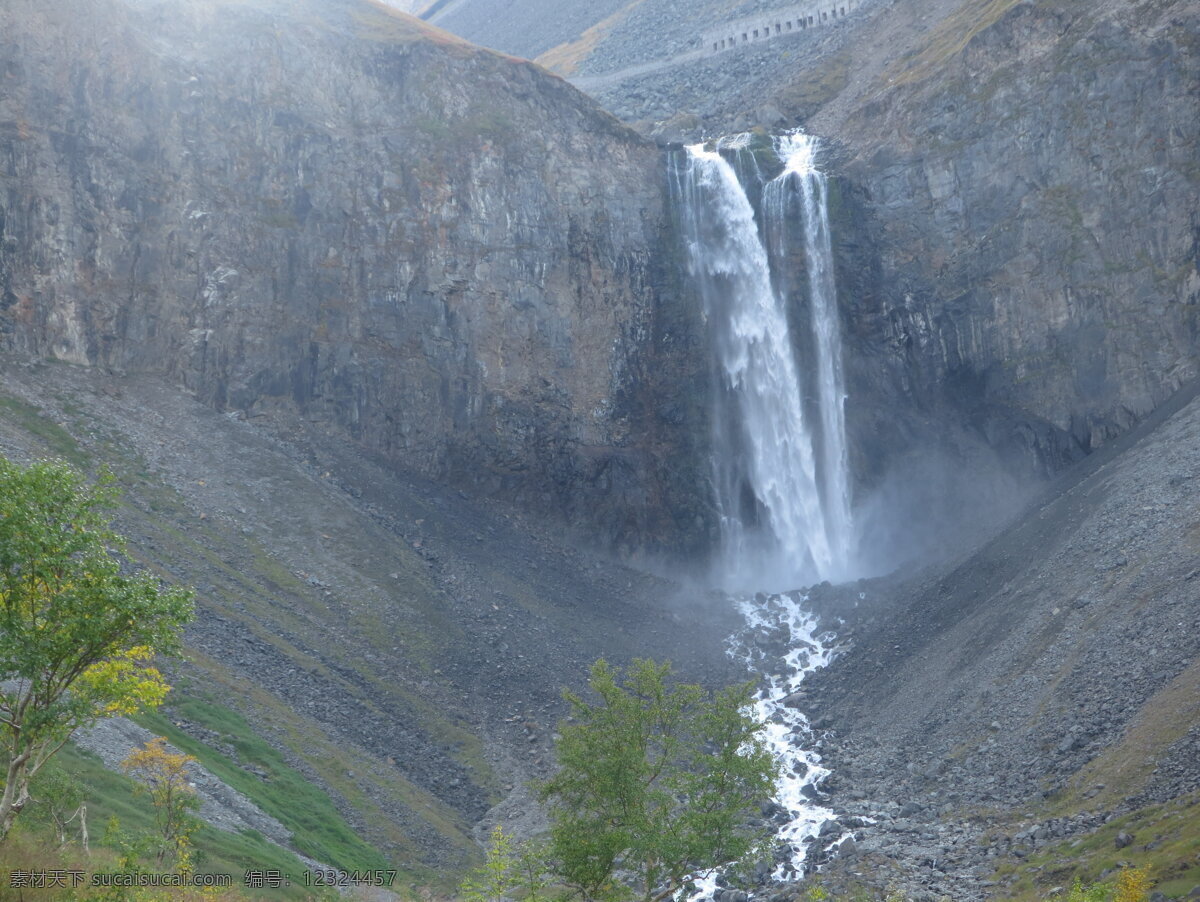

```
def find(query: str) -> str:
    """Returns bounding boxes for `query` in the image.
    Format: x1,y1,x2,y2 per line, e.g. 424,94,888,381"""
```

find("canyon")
1,0,1197,896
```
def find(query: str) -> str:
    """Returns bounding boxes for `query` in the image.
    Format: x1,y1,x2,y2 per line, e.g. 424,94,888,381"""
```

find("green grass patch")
134,699,388,874
992,792,1200,900
20,743,317,899
0,395,89,466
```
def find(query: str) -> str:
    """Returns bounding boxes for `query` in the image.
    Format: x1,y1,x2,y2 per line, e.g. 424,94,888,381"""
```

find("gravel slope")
797,381,1200,899
0,355,741,877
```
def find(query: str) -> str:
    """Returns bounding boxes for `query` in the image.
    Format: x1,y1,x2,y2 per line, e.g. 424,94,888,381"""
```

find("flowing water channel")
670,131,858,884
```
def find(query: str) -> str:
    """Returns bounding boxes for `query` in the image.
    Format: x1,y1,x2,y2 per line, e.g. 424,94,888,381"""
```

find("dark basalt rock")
0,0,715,558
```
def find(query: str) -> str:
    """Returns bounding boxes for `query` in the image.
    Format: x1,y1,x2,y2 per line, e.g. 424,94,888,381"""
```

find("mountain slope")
422,0,635,61
0,355,739,880
802,380,1200,898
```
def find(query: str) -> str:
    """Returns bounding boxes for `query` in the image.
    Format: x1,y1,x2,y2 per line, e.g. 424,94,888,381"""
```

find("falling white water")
673,133,854,592
770,133,853,569
670,131,859,890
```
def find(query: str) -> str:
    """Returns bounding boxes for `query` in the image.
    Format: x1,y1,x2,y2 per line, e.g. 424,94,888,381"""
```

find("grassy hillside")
993,793,1200,900
1,742,320,901
0,364,454,894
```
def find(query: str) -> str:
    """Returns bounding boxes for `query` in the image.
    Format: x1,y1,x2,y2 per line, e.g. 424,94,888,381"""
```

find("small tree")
29,760,86,848
460,825,551,902
538,658,778,902
1114,866,1153,902
0,458,194,840
121,736,200,866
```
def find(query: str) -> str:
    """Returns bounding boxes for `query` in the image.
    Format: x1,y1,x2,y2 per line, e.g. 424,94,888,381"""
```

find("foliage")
1114,866,1153,902
994,792,1199,900
1,740,320,899
1066,876,1108,902
121,737,201,866
458,825,540,902
136,698,392,873
103,813,156,874
0,457,194,840
537,658,778,902
460,824,551,902
29,759,86,847
803,883,831,901
460,824,518,902
1061,867,1153,902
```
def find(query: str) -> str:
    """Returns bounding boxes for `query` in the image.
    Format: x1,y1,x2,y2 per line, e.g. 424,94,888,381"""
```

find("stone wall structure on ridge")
701,0,865,54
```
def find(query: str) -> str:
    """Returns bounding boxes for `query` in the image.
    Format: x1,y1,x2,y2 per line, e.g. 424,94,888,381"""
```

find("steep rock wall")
0,0,713,553
821,0,1199,485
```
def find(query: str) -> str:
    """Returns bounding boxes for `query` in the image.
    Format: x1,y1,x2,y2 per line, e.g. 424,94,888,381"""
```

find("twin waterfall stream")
671,132,858,887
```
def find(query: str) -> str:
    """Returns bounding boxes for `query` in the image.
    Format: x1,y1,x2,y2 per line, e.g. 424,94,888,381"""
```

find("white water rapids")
671,132,859,889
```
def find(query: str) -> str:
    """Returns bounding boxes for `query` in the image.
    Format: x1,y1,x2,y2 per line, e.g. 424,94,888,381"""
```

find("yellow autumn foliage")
78,646,171,716
1114,866,1153,902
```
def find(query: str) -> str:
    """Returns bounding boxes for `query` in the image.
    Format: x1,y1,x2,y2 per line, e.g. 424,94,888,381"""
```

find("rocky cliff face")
820,0,1199,485
0,0,712,554
515,0,1199,540
3,0,1195,564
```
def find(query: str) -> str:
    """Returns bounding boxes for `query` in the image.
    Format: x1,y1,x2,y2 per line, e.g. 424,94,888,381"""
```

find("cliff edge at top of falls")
426,0,1199,568
0,0,716,556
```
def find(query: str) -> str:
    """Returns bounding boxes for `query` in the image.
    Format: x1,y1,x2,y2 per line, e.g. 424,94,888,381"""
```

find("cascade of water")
769,133,854,575
671,132,853,590
670,131,860,886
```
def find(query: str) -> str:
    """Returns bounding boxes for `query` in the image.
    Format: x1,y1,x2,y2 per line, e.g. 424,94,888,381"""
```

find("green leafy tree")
538,658,779,902
29,759,86,847
0,458,194,840
461,824,519,902
458,825,552,902
460,825,551,902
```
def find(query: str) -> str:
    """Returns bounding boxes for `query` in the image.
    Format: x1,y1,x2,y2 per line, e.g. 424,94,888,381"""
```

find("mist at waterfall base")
851,437,1036,577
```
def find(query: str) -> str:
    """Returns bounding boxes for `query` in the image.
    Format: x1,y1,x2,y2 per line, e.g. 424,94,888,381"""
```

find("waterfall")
671,132,854,591
770,134,854,577
670,131,859,885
